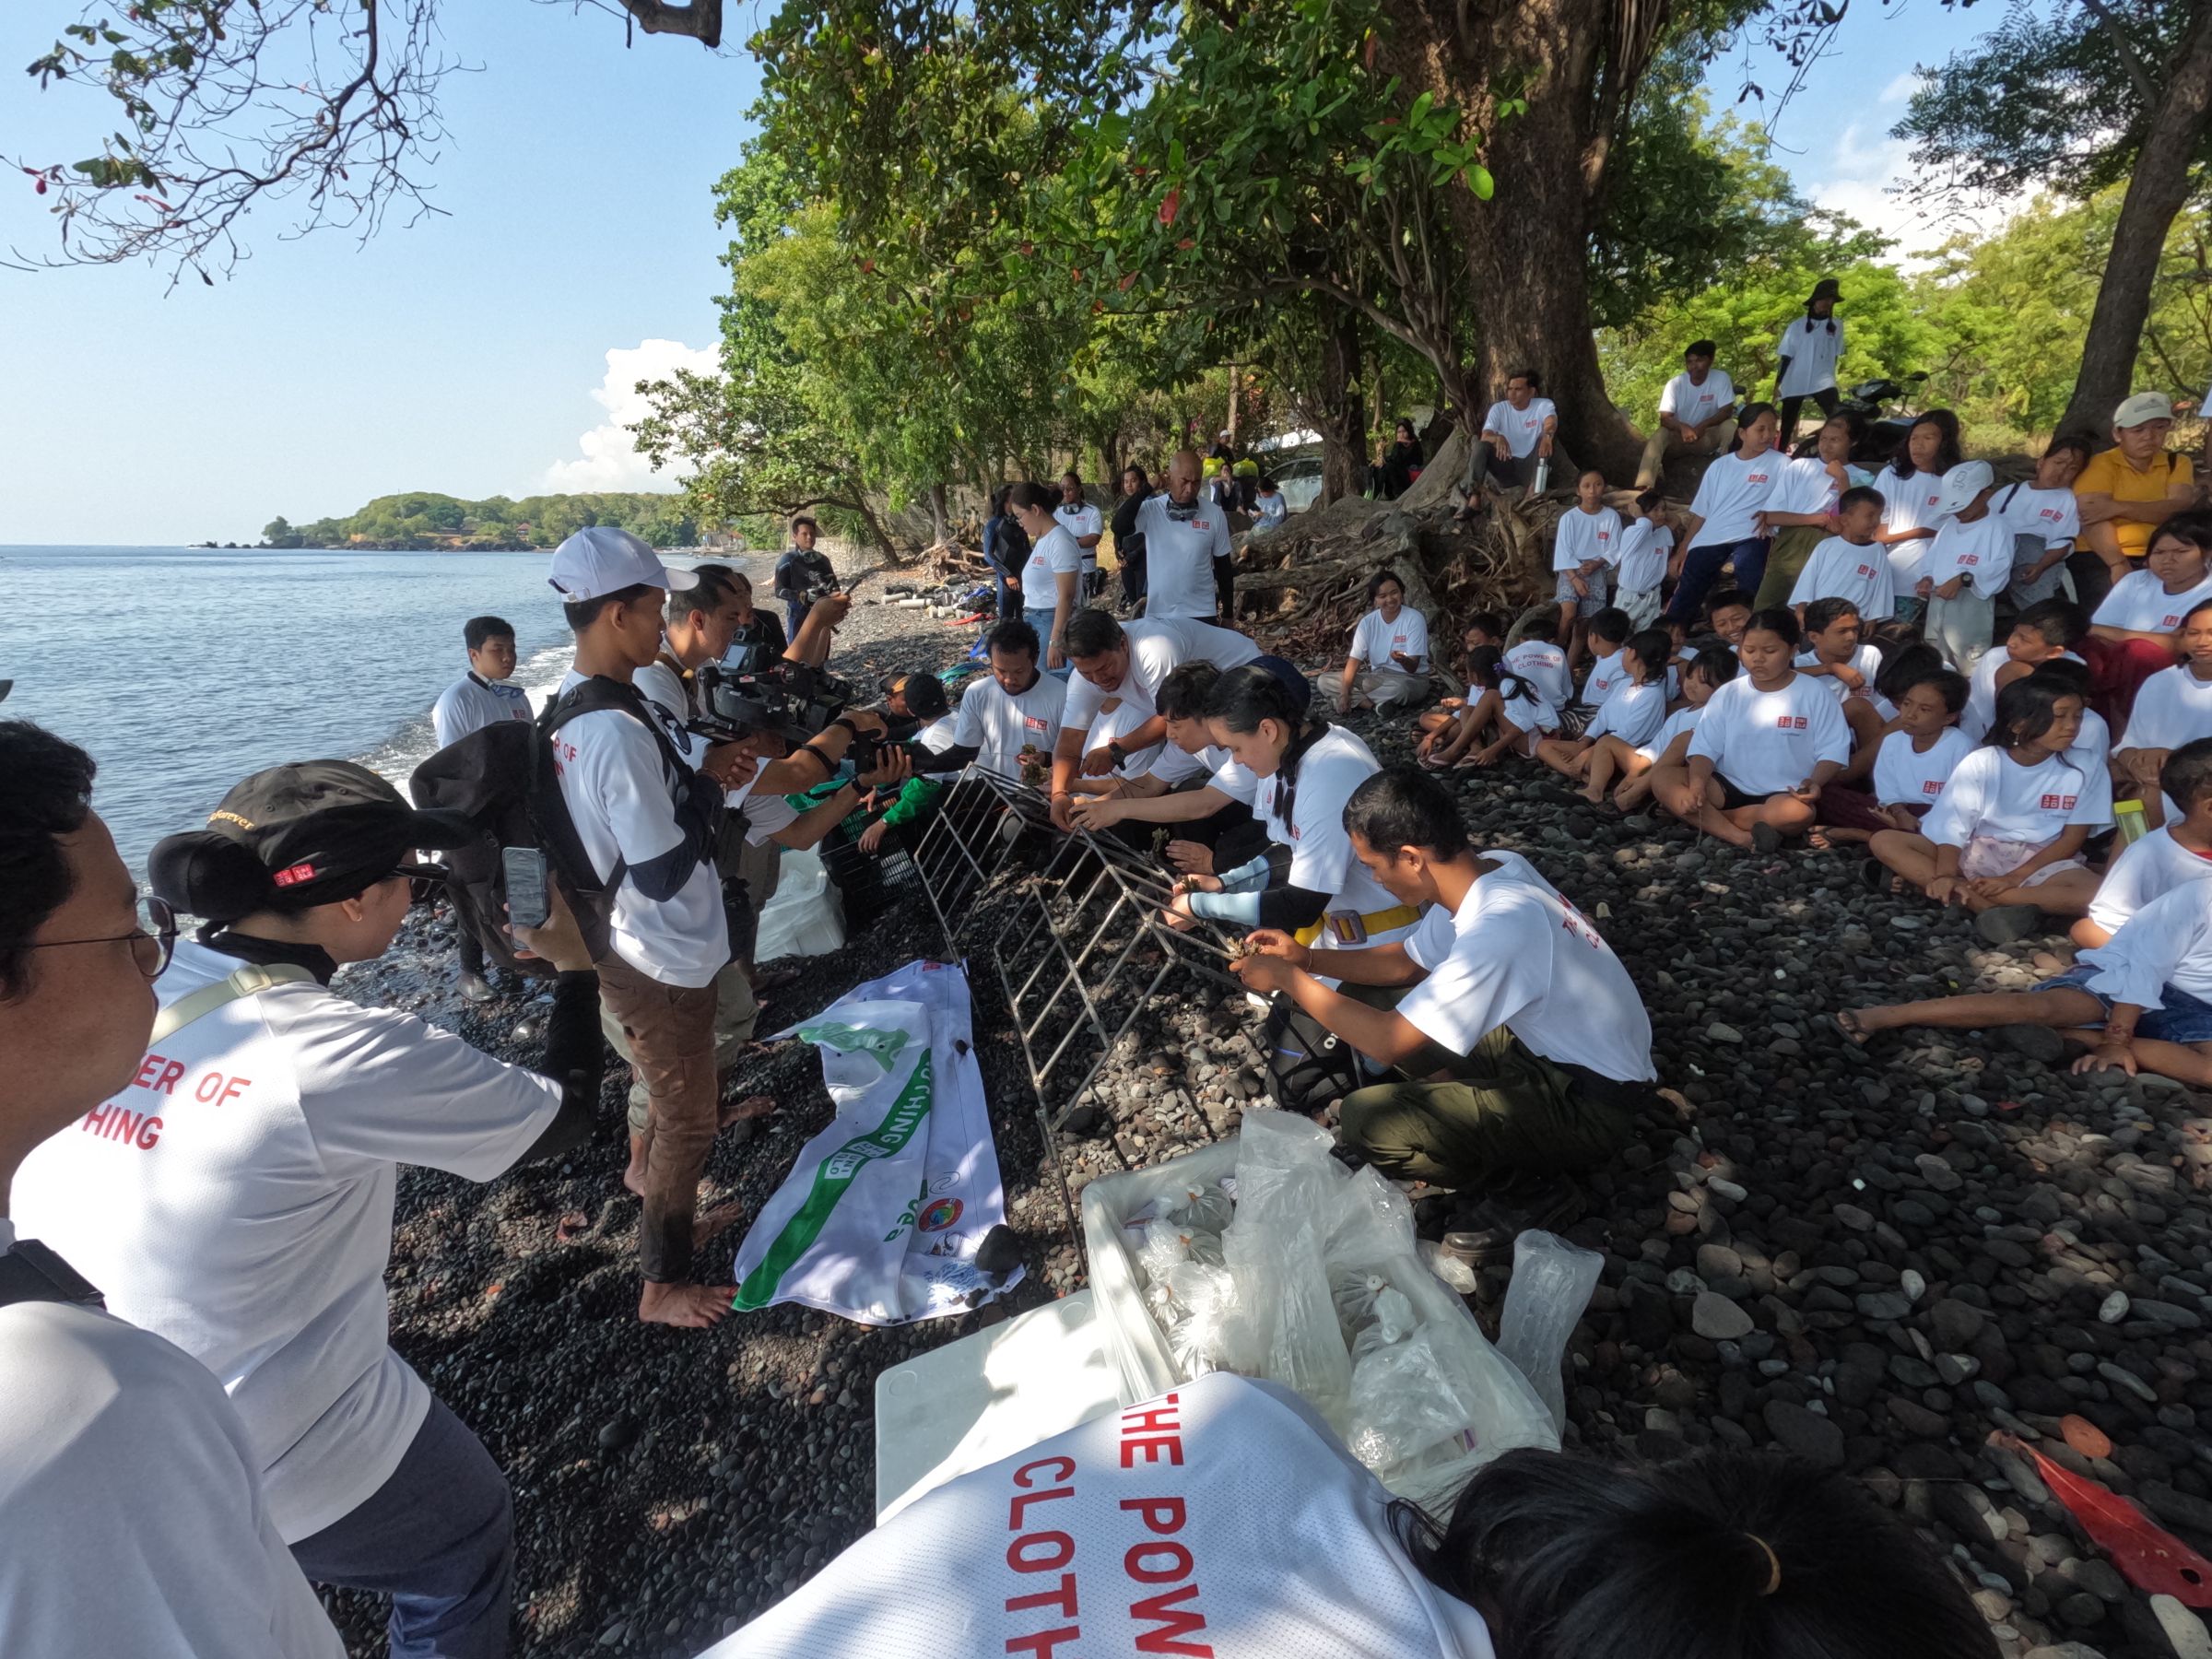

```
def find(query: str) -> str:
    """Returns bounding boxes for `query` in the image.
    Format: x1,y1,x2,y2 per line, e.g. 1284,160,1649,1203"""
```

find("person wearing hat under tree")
2074,392,2200,614
1773,279,1845,450
13,755,605,1659
0,722,348,1659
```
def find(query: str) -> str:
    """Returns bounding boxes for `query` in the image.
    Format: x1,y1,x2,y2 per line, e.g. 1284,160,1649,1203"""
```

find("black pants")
1119,540,1147,608
455,924,484,977
1778,386,1839,448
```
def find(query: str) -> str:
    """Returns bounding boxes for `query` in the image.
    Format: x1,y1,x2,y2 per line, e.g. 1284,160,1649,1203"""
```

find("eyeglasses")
4,893,177,981
394,863,451,907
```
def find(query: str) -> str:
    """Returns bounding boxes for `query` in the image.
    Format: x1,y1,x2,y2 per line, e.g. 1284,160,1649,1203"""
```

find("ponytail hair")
1465,645,1536,704
1205,663,1312,736
1625,629,1673,685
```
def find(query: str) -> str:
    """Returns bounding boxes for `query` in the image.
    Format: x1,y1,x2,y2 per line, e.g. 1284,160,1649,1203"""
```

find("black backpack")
410,676,699,968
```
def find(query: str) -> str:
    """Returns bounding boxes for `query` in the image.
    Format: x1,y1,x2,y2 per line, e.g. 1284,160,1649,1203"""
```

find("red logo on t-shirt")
1748,472,1771,485
2039,793,2078,810
1776,715,1807,730
1022,715,1048,733
1596,530,1610,543
1856,563,1878,580
1960,552,1980,566
1923,779,1945,794
1194,519,1212,530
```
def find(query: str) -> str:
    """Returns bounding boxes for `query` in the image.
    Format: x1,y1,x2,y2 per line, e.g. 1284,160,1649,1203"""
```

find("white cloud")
1804,125,2029,273
545,339,718,492
1878,69,1924,104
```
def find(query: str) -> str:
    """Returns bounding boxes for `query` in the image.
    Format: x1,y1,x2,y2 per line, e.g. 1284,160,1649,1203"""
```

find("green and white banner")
731,959,1018,1325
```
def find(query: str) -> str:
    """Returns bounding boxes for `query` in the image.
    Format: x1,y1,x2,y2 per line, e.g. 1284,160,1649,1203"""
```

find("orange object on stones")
2062,1415,2115,1460
1994,1432,2212,1607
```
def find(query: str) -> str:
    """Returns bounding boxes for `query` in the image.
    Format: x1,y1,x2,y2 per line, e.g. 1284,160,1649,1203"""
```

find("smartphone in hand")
501,846,550,929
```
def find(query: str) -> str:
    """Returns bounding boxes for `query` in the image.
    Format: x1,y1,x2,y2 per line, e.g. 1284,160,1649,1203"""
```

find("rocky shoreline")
330,582,2212,1659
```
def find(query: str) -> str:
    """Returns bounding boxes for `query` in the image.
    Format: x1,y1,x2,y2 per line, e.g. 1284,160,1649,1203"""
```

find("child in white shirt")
1535,627,1672,790
1612,491,1673,631
1551,470,1618,672
1867,672,2112,943
1923,460,2007,675
1792,595,1890,757
2117,599,2212,817
1814,666,1971,846
1502,606,1574,709
1424,646,1559,770
2077,737,2212,947
1996,438,2089,606
1578,608,1635,709
1594,644,1738,811
1651,606,1851,851
1788,486,1892,625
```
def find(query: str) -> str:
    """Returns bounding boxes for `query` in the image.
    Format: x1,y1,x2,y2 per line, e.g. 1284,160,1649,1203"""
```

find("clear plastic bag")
1163,1260,1243,1376
1496,1230,1606,1437
1344,1326,1478,1469
1137,1217,1194,1285
1220,1112,1354,1418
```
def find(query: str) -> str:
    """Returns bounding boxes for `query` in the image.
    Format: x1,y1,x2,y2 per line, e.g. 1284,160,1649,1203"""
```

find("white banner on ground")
731,959,1019,1325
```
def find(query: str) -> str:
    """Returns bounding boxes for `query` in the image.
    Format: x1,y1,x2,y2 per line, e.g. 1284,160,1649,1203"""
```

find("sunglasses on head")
392,863,451,907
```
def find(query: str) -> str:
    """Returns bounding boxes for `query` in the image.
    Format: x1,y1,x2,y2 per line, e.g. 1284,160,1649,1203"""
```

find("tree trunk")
2058,1,2212,439
1318,314,1366,503
1378,0,1649,482
927,481,950,545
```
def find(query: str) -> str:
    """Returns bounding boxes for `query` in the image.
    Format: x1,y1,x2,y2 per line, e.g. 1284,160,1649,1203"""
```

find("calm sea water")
0,546,746,877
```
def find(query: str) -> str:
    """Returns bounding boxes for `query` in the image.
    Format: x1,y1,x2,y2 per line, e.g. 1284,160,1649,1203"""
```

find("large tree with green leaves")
1899,0,2212,435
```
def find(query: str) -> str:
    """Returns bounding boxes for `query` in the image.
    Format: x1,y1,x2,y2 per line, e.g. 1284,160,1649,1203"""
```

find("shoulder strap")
149,962,318,1044
0,1239,105,1311
545,675,690,782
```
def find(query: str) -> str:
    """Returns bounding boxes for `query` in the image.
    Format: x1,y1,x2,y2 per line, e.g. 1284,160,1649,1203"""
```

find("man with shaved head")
1136,448,1237,624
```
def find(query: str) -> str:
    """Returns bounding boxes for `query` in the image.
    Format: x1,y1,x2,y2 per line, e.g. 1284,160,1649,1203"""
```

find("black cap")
903,674,949,720
154,760,475,918
1808,277,1841,305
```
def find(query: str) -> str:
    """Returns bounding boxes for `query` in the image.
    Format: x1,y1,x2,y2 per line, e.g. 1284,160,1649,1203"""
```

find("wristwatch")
1106,740,1127,767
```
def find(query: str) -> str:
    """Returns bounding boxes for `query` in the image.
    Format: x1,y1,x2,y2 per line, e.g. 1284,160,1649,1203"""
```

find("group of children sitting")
1331,505,2212,1088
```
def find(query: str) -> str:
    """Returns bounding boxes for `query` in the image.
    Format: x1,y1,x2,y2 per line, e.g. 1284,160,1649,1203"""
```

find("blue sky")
0,0,1996,546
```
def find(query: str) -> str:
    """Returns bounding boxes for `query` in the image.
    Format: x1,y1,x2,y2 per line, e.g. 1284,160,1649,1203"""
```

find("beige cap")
2114,391,2175,429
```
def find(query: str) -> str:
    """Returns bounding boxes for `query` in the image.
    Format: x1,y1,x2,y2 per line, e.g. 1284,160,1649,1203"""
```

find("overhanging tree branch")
2077,0,2160,106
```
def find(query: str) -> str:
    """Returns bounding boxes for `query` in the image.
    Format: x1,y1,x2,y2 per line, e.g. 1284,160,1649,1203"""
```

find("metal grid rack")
908,767,1267,1214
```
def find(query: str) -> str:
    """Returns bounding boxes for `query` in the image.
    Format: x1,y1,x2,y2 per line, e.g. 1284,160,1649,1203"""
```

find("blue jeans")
290,1396,515,1659
1025,606,1072,677
1666,536,1770,625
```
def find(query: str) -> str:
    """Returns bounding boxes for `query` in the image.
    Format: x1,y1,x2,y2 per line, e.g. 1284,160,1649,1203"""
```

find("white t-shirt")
1792,643,1884,708
1086,699,1169,779
1773,314,1845,397
1685,449,1783,547
1498,674,1560,739
1481,397,1557,459
1148,740,1262,803
2081,881,2212,1010
1612,518,1669,592
431,673,533,750
2089,826,2212,933
12,938,561,1541
1789,535,1894,623
1502,639,1571,710
1137,494,1234,620
1400,852,1654,1081
1349,606,1432,674
632,656,693,730
1770,453,1850,518
1998,481,2081,555
1254,725,1414,945
1063,618,1261,734
2123,664,2212,753
1959,648,2085,743
950,667,1067,782
2093,568,2212,636
711,1373,1496,1659
2066,704,2113,782
1924,747,2113,848
1659,368,1735,427
1925,512,2014,588
738,782,802,847
0,1220,347,1659
551,669,730,988
1876,469,1951,595
1585,677,1667,747
1553,506,1621,574
1054,500,1104,571
1022,524,1085,612
1583,649,1631,708
1687,672,1852,795
1637,704,1701,763
1872,726,1974,809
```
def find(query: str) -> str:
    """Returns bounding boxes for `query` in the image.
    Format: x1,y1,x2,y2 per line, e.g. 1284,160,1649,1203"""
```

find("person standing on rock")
13,755,606,1659
1771,276,1845,450
1637,338,1737,488
430,615,535,1003
772,516,841,641
1135,449,1235,623
1228,765,1653,1195
0,722,348,1659
981,484,1030,624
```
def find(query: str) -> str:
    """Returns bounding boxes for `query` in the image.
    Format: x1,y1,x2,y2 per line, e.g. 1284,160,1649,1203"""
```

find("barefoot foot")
638,1280,740,1328
720,1093,777,1129
691,1196,748,1253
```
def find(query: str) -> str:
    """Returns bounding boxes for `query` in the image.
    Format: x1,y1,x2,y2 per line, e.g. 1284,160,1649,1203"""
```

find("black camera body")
690,661,857,745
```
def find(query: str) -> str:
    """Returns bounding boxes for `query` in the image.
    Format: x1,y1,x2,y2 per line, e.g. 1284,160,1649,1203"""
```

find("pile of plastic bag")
1116,1110,1598,1510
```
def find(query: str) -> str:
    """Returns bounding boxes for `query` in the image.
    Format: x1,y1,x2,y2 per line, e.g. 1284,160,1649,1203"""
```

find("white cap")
547,525,698,605
1936,459,1995,516
2115,391,2175,429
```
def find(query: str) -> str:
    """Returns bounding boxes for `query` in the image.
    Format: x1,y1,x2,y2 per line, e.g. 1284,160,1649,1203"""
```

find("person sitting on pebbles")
1649,607,1850,852
1414,612,1506,758
1321,569,1434,716
1066,661,1266,877
1863,671,2111,944
1840,876,2212,1087
2074,737,2212,948
1420,645,1560,771
1227,766,1653,1201
1583,643,1735,812
1533,628,1672,796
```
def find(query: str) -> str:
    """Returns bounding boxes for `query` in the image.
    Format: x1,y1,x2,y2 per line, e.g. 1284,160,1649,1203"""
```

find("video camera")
800,566,876,608
689,660,937,779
